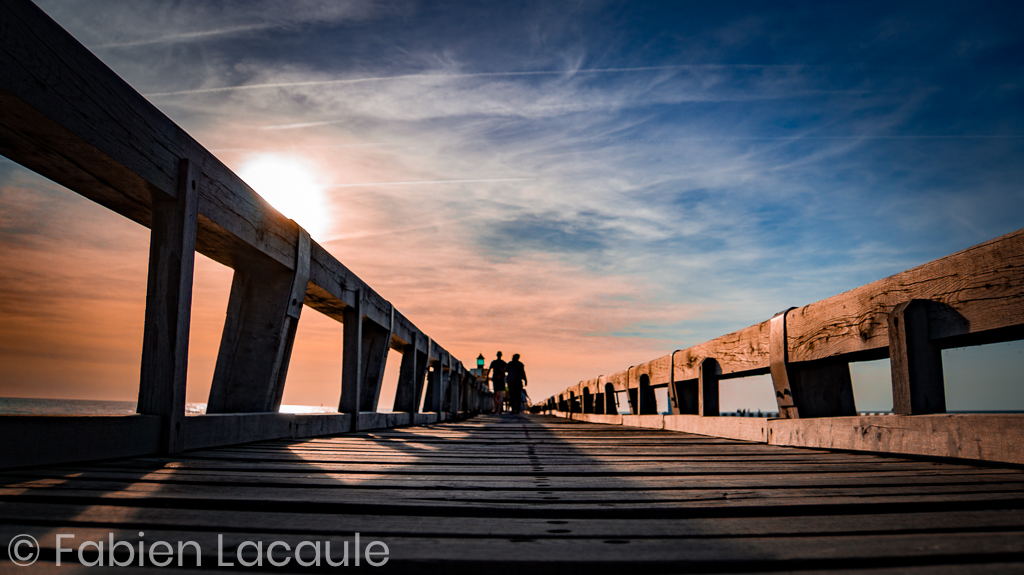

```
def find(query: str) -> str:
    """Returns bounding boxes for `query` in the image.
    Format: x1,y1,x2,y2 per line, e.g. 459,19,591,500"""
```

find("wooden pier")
3,0,1024,571
3,415,1024,573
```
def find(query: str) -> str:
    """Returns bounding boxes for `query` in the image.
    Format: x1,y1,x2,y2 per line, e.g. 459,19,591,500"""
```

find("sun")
238,154,331,240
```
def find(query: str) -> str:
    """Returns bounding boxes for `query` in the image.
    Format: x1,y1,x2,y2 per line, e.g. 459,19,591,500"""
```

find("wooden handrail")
0,0,494,466
549,227,1024,419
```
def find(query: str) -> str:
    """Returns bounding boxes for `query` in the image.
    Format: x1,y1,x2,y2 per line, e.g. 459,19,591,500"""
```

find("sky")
1,0,1023,413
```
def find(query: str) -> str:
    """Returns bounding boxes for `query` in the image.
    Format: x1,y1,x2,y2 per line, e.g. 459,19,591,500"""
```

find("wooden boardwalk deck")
3,415,1024,573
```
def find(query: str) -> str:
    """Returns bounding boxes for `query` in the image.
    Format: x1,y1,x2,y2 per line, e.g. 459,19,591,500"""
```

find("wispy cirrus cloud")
6,0,1024,407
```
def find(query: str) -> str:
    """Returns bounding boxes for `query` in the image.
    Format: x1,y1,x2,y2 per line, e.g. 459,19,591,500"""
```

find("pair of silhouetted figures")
486,352,528,414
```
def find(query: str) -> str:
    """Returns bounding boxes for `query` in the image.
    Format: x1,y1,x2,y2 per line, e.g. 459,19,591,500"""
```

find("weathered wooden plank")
4,502,1024,539
559,412,1024,466
7,481,1024,511
769,414,1024,465
11,467,1021,490
673,321,772,380
178,413,351,451
662,414,769,442
0,416,160,469
12,474,1024,505
787,227,1024,362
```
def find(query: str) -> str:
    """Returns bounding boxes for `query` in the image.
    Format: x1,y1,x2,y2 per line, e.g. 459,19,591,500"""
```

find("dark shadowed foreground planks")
2,415,1023,574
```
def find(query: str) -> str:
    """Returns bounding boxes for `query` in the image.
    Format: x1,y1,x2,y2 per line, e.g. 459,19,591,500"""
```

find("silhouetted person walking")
505,354,527,414
487,352,507,413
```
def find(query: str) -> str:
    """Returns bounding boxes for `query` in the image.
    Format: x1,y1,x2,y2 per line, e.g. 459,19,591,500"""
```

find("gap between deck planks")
2,414,1023,574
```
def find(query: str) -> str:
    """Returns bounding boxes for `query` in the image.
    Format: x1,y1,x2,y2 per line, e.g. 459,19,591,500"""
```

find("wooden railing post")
625,367,638,414
358,305,393,412
638,374,658,414
769,309,799,418
340,289,364,429
439,353,451,416
888,300,946,414
667,350,682,415
698,358,720,416
394,334,429,413
424,352,448,414
770,308,856,418
593,389,605,414
137,158,199,453
603,382,617,414
447,363,462,416
207,227,310,414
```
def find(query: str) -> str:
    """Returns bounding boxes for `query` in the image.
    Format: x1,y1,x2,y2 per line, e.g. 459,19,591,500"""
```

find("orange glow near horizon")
0,151,680,407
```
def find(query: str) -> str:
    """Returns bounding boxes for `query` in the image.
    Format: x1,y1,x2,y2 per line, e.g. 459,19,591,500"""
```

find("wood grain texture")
889,300,946,415
787,227,1024,363
206,263,297,414
558,411,1024,466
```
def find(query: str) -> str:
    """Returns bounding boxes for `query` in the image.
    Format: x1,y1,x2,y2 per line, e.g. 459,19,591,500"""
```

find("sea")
0,397,340,415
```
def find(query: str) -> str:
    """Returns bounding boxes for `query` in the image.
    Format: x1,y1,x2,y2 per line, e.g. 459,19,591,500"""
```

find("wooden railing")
545,228,1024,464
0,0,492,469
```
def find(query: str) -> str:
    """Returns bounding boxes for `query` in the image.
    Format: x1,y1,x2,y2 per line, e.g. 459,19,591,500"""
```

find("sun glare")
238,155,331,239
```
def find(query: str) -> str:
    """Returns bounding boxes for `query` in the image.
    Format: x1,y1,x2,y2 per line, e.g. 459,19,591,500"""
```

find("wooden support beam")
675,380,699,415
582,387,594,414
394,334,429,413
889,300,947,415
207,227,310,414
698,358,721,417
358,306,393,412
340,289,363,425
424,354,447,413
638,374,658,415
666,350,681,415
769,310,799,419
770,309,856,418
137,158,199,453
603,383,617,414
446,363,461,414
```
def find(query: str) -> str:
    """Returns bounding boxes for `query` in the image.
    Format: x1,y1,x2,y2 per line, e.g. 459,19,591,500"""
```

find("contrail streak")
99,25,271,48
144,64,803,97
328,178,534,188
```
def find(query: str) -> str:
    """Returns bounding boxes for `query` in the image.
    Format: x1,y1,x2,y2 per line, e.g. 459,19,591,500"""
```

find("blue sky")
2,0,1023,410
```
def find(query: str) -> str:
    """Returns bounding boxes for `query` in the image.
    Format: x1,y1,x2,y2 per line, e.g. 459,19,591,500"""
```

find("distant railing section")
0,0,492,469
547,227,1024,419
543,228,1024,463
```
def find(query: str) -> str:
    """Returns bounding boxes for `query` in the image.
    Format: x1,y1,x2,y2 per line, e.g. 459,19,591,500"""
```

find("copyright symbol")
8,534,40,566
